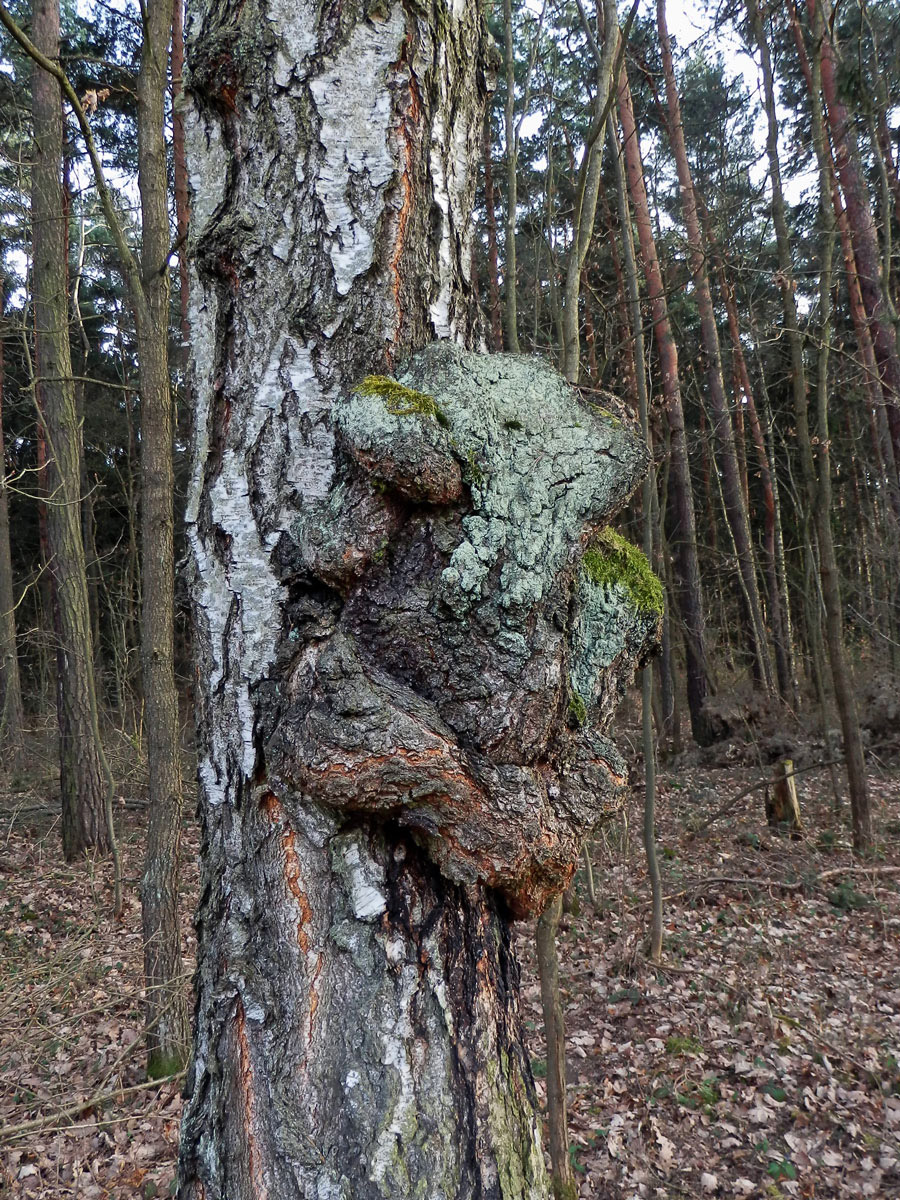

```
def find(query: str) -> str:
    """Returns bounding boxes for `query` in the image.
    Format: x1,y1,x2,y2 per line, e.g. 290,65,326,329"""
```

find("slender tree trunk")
833,186,900,511
658,0,773,696
806,6,871,852
610,115,662,958
31,0,110,857
561,0,618,382
755,357,798,707
617,65,714,744
503,0,520,353
695,186,791,695
537,896,575,1200
807,0,900,464
81,473,102,670
0,280,24,753
483,116,504,352
171,0,190,401
136,0,189,1079
784,0,900,502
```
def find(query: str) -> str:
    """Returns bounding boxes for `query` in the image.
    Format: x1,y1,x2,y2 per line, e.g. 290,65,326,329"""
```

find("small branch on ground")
0,1073,184,1142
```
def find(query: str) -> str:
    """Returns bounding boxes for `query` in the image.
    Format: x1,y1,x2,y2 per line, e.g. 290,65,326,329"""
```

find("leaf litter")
1,729,898,1199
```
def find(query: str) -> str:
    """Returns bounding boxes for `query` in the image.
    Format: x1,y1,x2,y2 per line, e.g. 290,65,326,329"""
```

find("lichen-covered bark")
179,1,656,1196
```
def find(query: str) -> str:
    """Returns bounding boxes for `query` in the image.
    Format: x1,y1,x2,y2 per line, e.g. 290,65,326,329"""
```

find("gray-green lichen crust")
348,345,648,616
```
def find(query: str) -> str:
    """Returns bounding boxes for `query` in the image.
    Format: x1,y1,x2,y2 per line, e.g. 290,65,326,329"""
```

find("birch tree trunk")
178,1,658,1194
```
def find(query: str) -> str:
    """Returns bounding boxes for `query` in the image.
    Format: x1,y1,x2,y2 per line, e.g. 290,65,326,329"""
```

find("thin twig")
0,1074,184,1142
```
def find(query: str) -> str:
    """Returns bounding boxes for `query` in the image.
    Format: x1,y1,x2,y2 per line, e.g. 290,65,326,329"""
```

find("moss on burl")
358,374,449,427
567,688,588,729
582,528,664,615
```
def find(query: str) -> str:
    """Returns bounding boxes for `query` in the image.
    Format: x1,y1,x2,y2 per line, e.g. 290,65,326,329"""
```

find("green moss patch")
582,528,663,615
567,688,587,728
357,375,449,427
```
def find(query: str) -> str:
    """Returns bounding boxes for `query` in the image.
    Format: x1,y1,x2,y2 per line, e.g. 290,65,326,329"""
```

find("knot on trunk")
268,344,660,915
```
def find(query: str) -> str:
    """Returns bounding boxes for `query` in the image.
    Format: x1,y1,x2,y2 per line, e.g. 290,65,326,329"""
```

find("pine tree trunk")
0,281,24,753
178,1,658,1193
616,66,714,744
658,0,773,697
31,0,110,858
136,0,189,1079
783,0,900,506
609,116,662,957
805,6,871,852
808,0,900,465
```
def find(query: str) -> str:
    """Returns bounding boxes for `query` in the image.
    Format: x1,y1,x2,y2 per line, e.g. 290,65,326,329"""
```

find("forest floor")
0,717,898,1199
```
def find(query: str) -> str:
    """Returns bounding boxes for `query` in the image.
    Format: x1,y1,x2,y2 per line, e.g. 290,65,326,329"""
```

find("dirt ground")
1,721,898,1199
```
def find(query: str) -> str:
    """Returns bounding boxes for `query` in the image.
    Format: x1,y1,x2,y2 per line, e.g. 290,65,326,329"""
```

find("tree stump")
766,758,803,837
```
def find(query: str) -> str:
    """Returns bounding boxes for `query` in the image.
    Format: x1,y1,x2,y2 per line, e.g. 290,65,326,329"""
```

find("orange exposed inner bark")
235,998,267,1199
388,45,421,359
282,829,313,952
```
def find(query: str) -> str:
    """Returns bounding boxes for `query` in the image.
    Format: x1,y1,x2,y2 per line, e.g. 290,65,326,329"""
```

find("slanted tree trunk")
30,0,110,857
178,0,659,1194
0,278,24,754
617,64,714,745
807,0,900,465
804,1,871,852
136,0,189,1080
609,115,662,959
561,0,618,382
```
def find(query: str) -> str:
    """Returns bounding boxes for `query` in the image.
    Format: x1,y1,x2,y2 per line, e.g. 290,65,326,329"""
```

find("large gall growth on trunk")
265,344,659,918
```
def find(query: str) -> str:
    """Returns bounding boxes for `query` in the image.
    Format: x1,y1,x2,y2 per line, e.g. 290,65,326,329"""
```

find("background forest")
1,0,899,1196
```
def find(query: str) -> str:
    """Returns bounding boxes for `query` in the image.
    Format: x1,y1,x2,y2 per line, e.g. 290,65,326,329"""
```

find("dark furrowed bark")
137,0,189,1079
31,0,110,858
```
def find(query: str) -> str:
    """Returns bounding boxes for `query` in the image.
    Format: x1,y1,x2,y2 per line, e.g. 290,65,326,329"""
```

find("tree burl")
263,343,660,918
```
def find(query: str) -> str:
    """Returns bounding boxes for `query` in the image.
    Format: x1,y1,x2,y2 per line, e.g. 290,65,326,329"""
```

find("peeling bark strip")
179,2,656,1197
